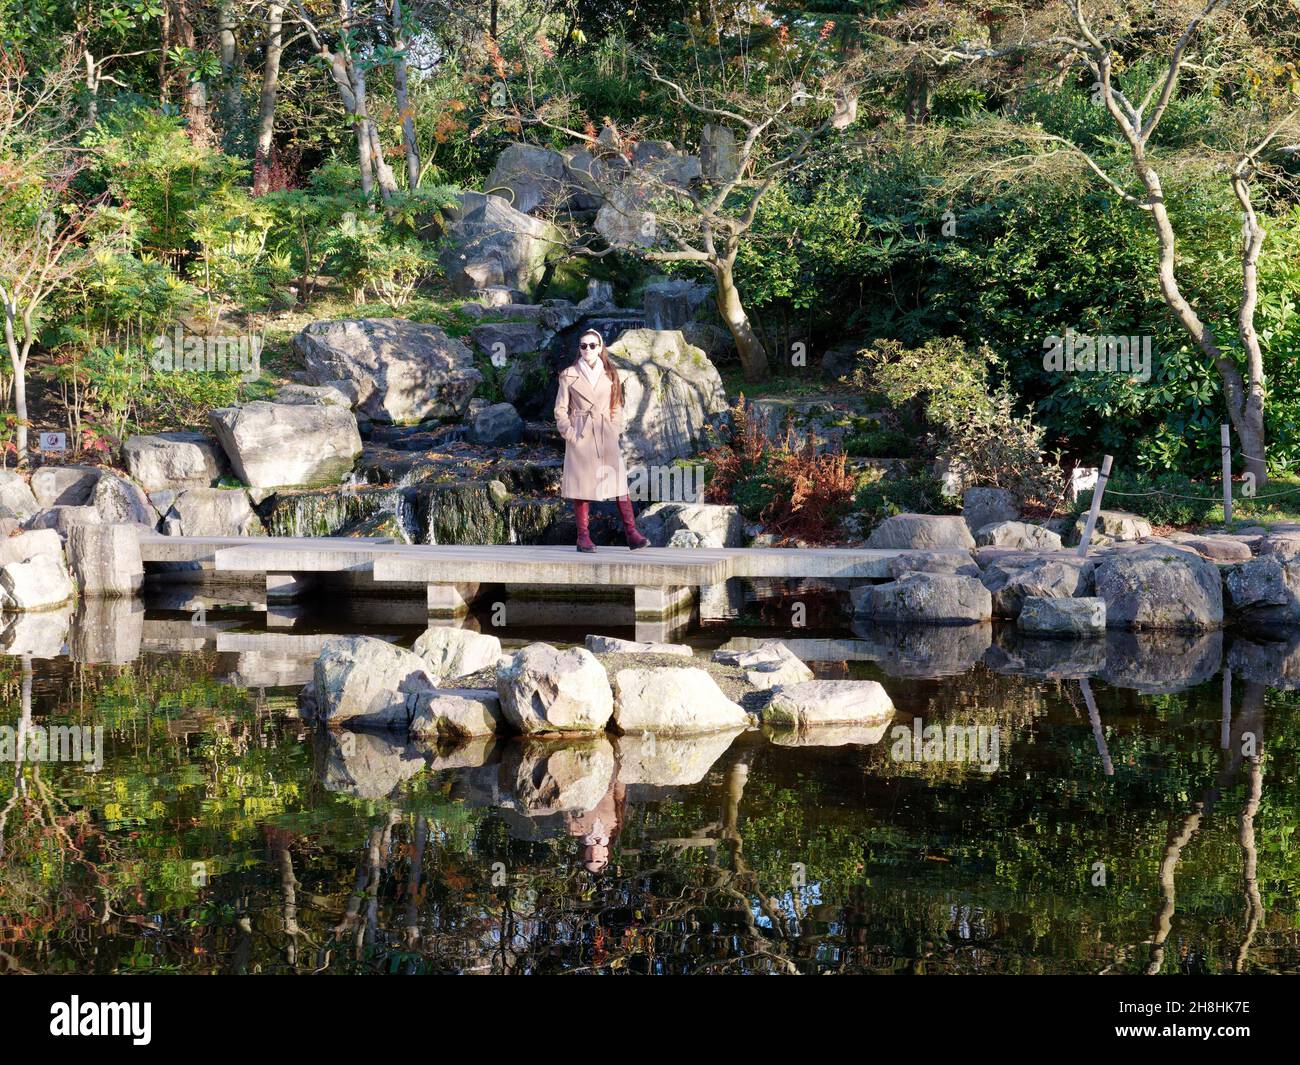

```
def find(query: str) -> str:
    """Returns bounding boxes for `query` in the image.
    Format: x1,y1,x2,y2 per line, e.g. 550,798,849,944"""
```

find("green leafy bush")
854,472,955,527
1082,470,1219,528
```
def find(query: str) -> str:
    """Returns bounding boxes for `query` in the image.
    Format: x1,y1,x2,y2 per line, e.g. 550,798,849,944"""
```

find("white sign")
39,432,67,452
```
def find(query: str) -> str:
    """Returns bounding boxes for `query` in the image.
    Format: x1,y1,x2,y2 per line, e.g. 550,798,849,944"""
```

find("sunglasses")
579,341,600,350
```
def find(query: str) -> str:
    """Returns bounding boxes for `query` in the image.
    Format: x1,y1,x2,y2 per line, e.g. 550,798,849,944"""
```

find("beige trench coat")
554,365,630,500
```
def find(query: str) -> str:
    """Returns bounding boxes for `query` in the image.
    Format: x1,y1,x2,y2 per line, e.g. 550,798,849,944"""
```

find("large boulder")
866,514,975,550
496,643,613,734
0,470,38,520
962,487,1018,533
712,641,813,689
765,680,895,729
163,487,265,537
274,381,358,408
857,572,992,625
611,667,748,735
409,689,505,740
0,553,74,611
469,402,524,446
411,626,503,684
483,142,568,214
123,432,226,492
975,520,1063,551
979,555,1094,617
640,501,743,547
1224,556,1300,624
643,278,712,331
1093,547,1223,631
605,329,729,466
312,636,435,729
66,523,143,598
1074,509,1152,544
209,401,361,489
885,551,980,579
595,145,700,247
30,465,101,508
293,318,482,424
438,191,562,299
22,505,101,535
91,472,155,526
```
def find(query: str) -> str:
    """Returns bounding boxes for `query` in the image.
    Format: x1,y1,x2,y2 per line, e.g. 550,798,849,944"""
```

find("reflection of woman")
565,781,627,874
553,329,647,553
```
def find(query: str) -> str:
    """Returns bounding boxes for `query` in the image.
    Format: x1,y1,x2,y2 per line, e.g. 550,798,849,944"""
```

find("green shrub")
844,425,911,457
1080,470,1219,528
854,472,955,529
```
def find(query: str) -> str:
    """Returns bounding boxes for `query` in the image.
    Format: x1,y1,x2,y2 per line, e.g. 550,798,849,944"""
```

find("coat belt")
573,409,613,461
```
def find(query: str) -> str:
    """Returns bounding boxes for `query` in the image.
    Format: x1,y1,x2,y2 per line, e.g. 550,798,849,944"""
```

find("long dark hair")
574,329,622,413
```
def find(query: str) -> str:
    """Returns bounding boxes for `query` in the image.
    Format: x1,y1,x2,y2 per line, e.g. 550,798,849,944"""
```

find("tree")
870,0,1300,484
503,48,862,381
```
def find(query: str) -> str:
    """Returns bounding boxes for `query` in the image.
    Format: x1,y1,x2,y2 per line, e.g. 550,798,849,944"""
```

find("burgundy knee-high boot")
573,499,596,552
616,496,648,550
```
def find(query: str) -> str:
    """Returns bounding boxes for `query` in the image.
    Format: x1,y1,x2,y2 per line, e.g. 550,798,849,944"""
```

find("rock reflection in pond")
984,629,1106,680
0,603,73,658
69,597,145,664
1099,630,1223,694
315,729,429,800
614,727,742,786
851,620,993,677
500,736,615,817
1228,630,1300,690
766,720,891,747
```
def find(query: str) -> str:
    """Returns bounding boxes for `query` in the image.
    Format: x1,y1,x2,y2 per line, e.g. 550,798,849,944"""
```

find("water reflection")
0,597,1297,975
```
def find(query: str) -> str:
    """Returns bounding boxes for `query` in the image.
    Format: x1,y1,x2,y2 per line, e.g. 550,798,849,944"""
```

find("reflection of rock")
984,630,1106,680
501,737,615,816
1017,595,1105,637
767,721,891,747
1099,630,1223,693
1227,632,1300,689
614,728,741,786
0,604,73,658
851,621,992,677
612,667,748,734
69,598,145,664
316,729,426,799
427,735,500,772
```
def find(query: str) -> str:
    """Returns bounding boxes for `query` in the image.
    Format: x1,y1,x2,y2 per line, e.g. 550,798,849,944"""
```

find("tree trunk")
218,0,242,150
254,4,285,192
714,258,768,382
1231,169,1269,486
390,0,421,189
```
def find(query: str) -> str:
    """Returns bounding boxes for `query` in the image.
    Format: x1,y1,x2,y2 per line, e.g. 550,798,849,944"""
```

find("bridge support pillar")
266,573,317,603
634,584,697,643
427,581,481,619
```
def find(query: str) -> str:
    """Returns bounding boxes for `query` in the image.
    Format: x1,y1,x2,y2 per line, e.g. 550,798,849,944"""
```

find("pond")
1,591,1297,976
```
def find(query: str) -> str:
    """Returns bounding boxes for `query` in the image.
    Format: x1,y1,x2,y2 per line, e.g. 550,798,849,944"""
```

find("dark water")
1,595,1298,975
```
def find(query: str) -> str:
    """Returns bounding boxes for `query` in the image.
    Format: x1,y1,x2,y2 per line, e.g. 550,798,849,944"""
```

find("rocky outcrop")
605,329,729,466
496,643,613,734
764,680,895,729
293,318,482,424
1017,595,1106,637
1093,547,1223,631
484,142,569,214
611,667,748,734
640,501,743,548
857,573,992,625
438,191,563,299
123,432,227,493
411,626,503,684
209,401,362,489
866,514,976,551
311,636,436,729
66,523,143,598
91,471,155,526
30,466,101,508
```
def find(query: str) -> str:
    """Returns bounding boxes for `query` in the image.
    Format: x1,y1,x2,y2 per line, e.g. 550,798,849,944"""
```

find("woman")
554,329,648,552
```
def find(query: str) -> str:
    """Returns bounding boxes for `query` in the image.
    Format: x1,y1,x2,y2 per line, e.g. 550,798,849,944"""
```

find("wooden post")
1076,454,1113,557
1221,423,1233,525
